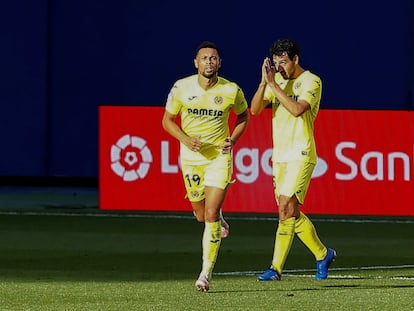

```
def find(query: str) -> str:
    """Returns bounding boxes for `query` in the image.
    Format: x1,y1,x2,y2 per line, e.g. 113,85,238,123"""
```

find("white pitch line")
0,210,413,224
283,274,414,281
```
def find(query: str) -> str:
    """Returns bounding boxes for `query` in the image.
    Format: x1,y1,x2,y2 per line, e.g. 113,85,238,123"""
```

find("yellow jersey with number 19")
165,74,248,164
264,70,322,164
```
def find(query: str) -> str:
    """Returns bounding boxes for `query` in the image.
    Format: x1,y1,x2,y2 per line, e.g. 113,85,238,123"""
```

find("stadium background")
1,3,413,307
1,0,413,182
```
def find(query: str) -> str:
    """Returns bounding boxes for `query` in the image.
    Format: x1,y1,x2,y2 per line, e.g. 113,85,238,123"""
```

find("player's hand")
186,136,202,152
264,57,276,84
221,137,233,154
261,58,268,83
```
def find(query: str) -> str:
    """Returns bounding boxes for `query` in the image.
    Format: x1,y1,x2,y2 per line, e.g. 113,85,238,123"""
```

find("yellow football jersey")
264,70,322,164
166,75,248,164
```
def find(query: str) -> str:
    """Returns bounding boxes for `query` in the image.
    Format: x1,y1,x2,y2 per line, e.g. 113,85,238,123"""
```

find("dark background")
1,0,413,183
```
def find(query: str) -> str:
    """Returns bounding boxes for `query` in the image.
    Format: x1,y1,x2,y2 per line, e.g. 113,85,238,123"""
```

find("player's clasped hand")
264,57,276,84
187,136,202,152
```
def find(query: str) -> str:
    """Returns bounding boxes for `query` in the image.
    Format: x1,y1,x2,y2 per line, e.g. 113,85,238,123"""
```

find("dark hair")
269,38,300,60
196,41,220,56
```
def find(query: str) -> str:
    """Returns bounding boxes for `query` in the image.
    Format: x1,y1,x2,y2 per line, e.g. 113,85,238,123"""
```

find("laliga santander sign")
99,106,414,216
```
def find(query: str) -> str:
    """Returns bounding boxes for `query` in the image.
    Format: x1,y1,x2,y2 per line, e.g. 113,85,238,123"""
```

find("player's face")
273,53,297,79
194,48,221,79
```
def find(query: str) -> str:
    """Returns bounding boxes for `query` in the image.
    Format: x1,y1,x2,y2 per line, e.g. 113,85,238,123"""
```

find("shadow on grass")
208,283,414,295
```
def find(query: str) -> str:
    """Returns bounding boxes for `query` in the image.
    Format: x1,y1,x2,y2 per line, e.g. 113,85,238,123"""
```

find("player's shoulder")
174,74,197,88
217,76,242,91
298,71,322,90
302,70,321,82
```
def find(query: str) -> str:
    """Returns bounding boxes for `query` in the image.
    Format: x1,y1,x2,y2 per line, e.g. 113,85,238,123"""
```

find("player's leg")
295,211,336,279
191,200,205,222
196,154,232,291
195,201,229,238
272,195,299,270
199,185,226,277
181,163,209,224
219,206,229,238
258,193,297,281
258,163,297,280
292,161,336,279
186,164,230,237
181,163,210,291
295,211,326,260
260,161,330,280
196,188,227,292
292,161,326,258
219,155,234,239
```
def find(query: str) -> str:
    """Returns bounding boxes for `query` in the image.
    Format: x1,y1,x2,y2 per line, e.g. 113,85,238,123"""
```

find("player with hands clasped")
162,41,249,292
251,38,336,281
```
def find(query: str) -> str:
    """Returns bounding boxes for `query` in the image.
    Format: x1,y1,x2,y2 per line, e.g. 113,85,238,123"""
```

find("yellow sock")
201,220,221,279
271,217,295,274
295,212,327,261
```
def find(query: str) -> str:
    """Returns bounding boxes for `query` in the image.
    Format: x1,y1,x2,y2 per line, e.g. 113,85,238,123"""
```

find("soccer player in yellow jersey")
162,41,249,291
251,38,336,281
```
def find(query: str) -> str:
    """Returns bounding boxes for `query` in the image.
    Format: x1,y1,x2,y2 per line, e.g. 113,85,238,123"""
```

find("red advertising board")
99,106,414,216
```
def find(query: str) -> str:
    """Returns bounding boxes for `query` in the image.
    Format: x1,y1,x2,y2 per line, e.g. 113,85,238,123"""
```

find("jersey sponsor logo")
110,134,153,181
187,108,223,117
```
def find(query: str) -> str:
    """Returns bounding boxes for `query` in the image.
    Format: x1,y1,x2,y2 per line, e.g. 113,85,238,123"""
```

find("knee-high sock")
295,212,327,260
201,220,221,279
271,217,296,274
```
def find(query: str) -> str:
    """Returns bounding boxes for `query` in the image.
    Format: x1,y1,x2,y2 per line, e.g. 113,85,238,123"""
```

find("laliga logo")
110,134,153,181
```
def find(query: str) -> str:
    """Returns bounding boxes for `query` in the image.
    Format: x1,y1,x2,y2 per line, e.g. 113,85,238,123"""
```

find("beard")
201,65,217,79
202,72,217,79
202,71,216,79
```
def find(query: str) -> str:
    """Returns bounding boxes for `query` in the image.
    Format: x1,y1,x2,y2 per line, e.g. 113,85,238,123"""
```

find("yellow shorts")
272,161,315,205
181,153,233,202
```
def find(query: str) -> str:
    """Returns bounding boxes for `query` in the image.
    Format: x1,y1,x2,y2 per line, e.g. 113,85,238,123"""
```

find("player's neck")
292,66,305,79
198,74,218,90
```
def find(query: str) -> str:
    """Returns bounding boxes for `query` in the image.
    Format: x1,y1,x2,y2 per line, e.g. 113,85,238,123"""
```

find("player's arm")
251,58,271,115
223,98,250,154
267,81,310,117
162,110,201,152
231,109,249,144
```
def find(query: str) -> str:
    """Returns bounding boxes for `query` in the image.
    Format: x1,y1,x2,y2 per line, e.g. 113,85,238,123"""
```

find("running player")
162,41,249,291
251,38,336,281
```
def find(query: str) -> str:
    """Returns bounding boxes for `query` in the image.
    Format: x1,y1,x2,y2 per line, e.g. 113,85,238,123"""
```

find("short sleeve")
233,86,248,115
165,84,181,115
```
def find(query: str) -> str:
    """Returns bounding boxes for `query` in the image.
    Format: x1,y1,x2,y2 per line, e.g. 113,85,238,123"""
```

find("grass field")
0,201,413,310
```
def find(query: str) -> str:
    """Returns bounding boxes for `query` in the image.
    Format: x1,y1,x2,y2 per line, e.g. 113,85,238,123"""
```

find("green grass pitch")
0,208,413,310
